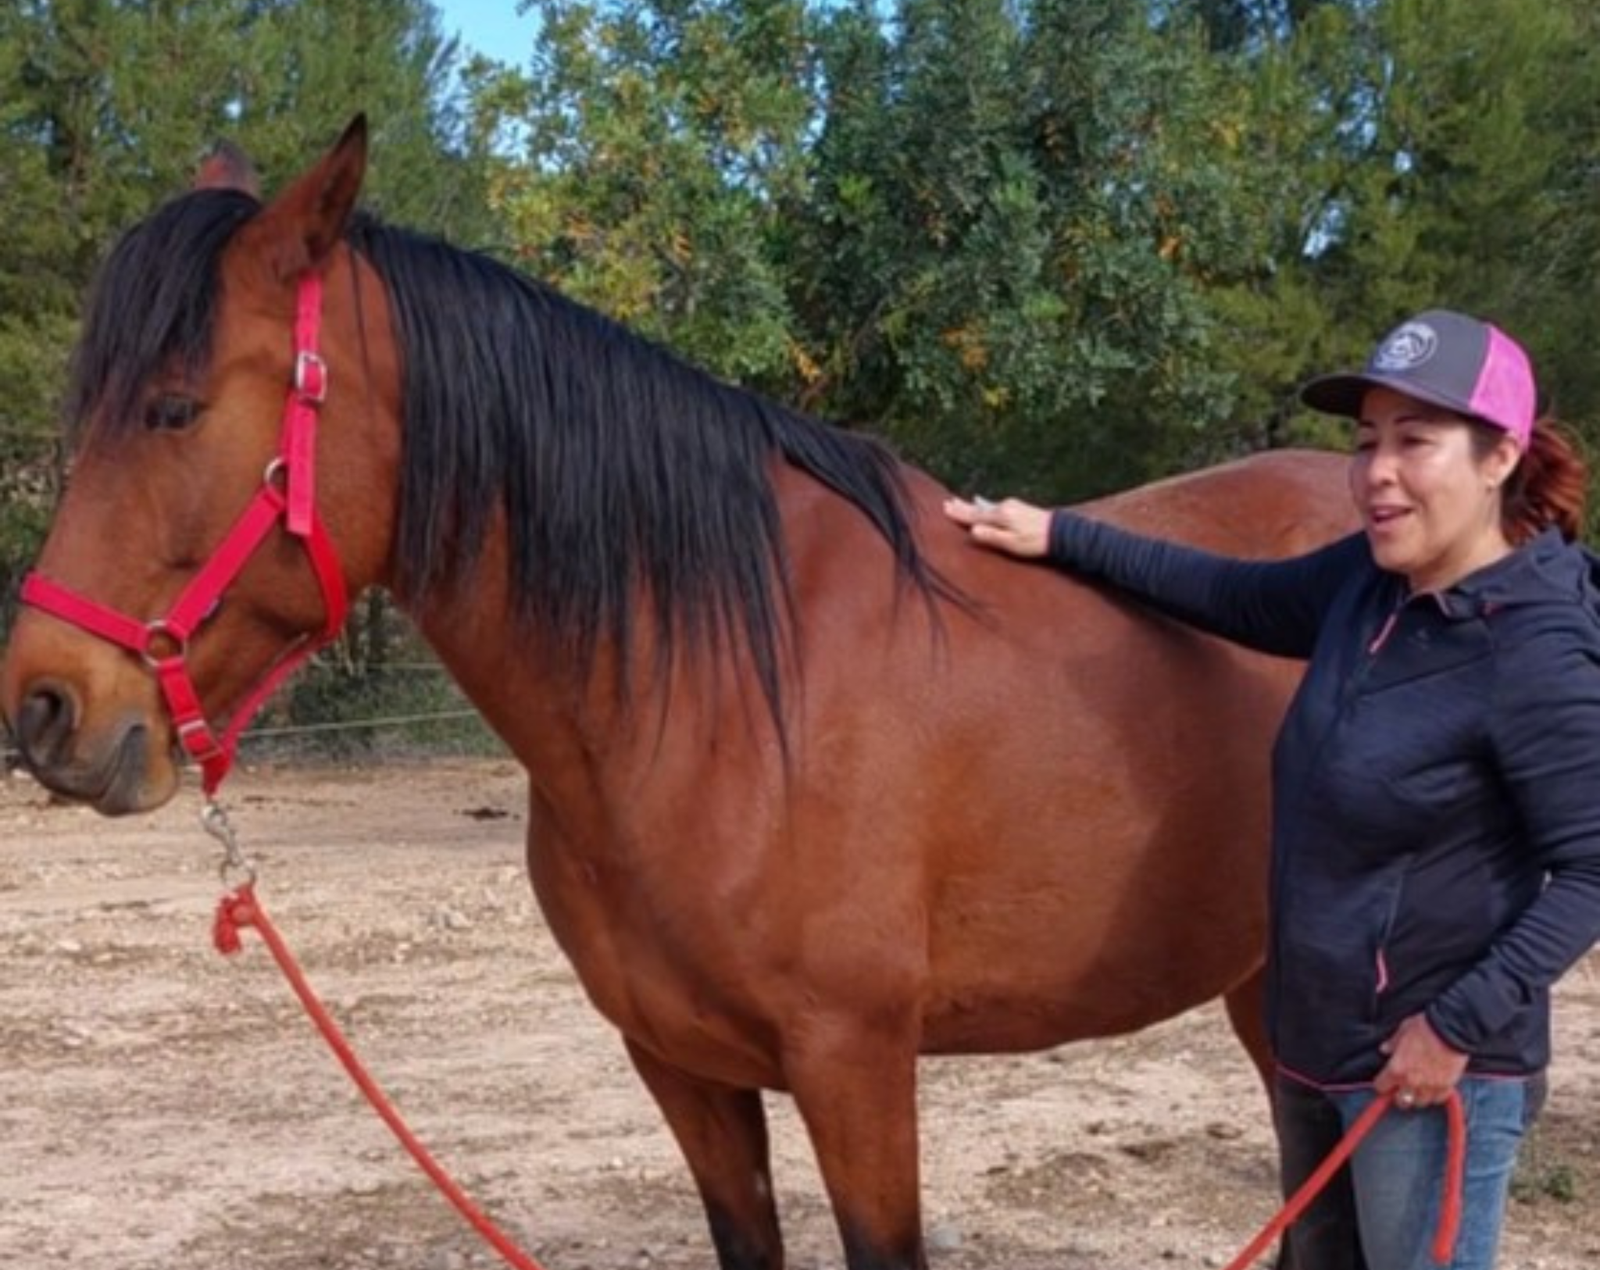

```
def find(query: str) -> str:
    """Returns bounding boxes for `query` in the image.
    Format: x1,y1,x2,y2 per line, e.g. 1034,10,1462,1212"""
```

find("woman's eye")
144,394,201,431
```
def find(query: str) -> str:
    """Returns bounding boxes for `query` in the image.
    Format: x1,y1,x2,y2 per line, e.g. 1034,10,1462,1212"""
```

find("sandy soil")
2,757,1596,1270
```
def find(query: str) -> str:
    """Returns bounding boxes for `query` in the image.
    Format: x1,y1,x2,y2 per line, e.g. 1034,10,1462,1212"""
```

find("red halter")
20,273,348,795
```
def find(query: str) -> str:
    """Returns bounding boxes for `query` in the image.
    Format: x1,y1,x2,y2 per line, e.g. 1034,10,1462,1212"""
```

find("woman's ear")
1488,434,1523,491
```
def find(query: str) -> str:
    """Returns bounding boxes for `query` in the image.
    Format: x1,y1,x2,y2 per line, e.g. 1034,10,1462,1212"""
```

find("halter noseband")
20,272,348,795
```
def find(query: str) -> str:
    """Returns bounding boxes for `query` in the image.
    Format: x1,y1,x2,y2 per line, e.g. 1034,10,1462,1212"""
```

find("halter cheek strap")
20,272,348,796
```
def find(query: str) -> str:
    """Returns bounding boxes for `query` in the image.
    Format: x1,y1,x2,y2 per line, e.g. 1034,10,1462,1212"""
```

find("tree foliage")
473,0,1600,502
472,0,816,382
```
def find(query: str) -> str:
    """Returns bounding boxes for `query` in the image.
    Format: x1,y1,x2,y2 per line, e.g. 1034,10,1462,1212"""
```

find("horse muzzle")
4,666,179,815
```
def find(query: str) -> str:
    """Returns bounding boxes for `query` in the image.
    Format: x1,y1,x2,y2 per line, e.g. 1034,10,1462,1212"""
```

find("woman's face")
1348,386,1521,594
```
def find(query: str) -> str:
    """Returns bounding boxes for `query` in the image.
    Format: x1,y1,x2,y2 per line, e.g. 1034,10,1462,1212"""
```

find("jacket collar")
1414,528,1592,620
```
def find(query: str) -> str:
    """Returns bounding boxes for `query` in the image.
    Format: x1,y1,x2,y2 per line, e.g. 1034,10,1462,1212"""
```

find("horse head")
2,117,397,812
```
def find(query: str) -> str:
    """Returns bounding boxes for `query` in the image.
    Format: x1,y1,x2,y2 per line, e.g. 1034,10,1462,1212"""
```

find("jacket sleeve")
1426,631,1600,1054
1046,513,1367,660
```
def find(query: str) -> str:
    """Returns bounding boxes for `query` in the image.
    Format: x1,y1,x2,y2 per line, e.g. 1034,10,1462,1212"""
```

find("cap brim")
1299,371,1474,423
1298,372,1374,419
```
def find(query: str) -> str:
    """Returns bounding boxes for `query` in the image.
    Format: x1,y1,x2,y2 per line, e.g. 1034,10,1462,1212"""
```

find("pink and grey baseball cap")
1300,310,1537,450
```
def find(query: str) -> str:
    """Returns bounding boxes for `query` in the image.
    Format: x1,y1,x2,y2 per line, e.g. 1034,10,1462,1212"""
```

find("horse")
1,116,1357,1270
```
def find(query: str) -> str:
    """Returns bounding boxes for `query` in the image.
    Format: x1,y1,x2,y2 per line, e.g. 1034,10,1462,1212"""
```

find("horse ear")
194,140,261,197
248,114,369,282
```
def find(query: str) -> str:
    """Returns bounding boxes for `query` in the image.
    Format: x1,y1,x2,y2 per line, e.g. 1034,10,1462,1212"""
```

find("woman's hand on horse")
943,495,1052,559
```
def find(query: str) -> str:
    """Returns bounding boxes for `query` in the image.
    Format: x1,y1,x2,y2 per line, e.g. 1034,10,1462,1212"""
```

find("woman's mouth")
1367,505,1411,530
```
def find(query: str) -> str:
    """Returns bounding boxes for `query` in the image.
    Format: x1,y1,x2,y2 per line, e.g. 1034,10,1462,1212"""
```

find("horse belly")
517,594,1292,1081
909,622,1289,1054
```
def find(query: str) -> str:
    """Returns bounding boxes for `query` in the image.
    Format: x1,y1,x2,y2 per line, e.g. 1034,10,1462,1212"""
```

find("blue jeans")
1274,1073,1542,1270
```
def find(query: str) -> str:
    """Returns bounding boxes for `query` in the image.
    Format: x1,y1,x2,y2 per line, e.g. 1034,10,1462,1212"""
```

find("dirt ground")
2,757,1597,1270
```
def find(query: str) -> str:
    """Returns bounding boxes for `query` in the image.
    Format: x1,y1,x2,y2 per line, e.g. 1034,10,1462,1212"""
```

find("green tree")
790,1,1280,497
471,1,1329,499
467,0,1600,506
473,0,816,383
1212,1,1600,457
1136,0,1600,476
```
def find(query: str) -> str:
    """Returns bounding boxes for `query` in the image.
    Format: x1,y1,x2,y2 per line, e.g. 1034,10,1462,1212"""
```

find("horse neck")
404,544,736,815
405,533,579,754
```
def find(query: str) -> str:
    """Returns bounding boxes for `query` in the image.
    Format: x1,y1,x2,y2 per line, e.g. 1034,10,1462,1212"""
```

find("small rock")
431,906,472,932
927,1223,963,1253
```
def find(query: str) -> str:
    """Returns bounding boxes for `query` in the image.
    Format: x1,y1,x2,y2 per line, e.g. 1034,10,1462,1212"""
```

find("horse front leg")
786,1027,927,1270
624,1038,785,1270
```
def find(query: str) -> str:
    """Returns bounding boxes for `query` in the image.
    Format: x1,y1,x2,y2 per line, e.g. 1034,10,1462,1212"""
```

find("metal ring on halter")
263,456,288,490
140,618,189,668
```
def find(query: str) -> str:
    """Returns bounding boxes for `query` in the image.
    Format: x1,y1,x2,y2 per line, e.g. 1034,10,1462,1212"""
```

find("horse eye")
144,394,201,431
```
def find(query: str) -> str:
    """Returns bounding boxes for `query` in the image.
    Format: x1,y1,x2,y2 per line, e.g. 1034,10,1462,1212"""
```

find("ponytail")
1501,418,1588,544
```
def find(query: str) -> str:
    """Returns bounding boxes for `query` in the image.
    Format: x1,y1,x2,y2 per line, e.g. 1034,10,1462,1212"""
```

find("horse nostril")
16,683,78,768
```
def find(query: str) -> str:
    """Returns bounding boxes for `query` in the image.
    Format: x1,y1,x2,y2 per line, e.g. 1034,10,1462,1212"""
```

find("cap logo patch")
1371,321,1438,371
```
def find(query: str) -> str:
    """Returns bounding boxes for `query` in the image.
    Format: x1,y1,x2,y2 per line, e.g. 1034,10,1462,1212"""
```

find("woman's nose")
1360,446,1399,486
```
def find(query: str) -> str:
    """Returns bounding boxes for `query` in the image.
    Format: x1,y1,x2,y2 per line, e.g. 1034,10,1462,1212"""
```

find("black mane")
67,191,948,722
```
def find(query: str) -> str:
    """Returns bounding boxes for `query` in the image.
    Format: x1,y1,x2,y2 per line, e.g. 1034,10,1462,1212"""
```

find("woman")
945,309,1600,1270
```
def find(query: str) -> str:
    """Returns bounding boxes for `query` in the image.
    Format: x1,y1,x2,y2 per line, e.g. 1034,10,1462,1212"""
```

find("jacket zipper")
1367,601,1404,654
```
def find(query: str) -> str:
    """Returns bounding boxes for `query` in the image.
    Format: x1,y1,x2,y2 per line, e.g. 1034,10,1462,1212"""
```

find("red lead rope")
214,876,1466,1270
1222,1085,1467,1269
214,884,550,1270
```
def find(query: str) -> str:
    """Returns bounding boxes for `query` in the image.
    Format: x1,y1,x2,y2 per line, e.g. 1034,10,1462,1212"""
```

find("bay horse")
1,117,1356,1269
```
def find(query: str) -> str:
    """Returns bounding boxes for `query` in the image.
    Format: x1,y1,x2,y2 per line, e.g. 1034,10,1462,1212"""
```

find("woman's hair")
1474,417,1589,543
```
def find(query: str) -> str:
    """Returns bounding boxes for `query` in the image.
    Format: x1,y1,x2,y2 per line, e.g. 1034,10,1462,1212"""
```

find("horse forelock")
66,189,261,440
346,214,943,721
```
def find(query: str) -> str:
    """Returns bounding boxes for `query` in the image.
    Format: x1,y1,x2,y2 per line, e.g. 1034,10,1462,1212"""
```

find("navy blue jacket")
1047,517,1600,1084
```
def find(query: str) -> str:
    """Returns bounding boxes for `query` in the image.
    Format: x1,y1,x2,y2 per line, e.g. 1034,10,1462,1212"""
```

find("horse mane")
65,191,951,723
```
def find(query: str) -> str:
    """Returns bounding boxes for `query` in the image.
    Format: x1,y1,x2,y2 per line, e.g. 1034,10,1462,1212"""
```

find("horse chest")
524,831,791,1081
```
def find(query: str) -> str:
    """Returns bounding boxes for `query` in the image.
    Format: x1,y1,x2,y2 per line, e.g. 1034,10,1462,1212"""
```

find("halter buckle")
295,350,328,403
